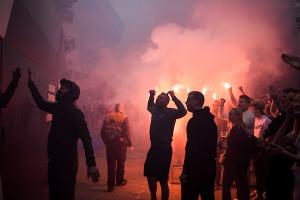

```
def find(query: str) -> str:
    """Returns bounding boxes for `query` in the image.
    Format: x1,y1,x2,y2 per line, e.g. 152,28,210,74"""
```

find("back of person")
225,124,252,168
184,108,218,183
149,107,178,147
101,111,128,144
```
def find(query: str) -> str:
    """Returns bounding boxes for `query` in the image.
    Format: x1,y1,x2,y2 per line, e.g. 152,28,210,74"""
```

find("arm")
269,85,285,114
273,114,293,144
270,100,279,118
168,91,187,119
0,68,21,108
228,87,238,107
75,110,100,182
147,90,155,113
122,117,132,147
75,111,97,167
219,98,227,120
281,53,300,71
238,86,247,96
27,69,56,113
269,143,300,162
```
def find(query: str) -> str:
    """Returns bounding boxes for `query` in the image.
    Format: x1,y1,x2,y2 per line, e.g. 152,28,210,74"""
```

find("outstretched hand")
281,53,300,70
167,90,175,98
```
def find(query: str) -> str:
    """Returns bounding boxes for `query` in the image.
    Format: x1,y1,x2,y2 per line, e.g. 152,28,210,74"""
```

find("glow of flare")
155,86,159,91
173,84,184,93
202,87,208,95
186,87,190,93
212,92,217,100
223,82,231,89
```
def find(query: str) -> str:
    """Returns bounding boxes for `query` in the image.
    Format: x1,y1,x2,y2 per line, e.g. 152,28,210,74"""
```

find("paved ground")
75,150,228,200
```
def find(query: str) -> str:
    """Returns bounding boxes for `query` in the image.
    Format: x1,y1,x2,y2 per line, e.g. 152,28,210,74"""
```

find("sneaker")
116,179,127,186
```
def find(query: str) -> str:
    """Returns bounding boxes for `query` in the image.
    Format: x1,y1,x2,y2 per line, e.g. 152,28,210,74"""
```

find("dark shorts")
144,146,172,182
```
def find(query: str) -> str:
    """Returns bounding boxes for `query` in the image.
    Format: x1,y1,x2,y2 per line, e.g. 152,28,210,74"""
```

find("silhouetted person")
181,91,217,200
222,108,252,200
0,67,21,143
0,68,21,109
27,69,100,200
144,90,187,200
238,95,255,135
0,67,20,199
101,103,132,192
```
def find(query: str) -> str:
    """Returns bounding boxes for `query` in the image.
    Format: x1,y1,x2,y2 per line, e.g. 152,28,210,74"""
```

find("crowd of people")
0,52,299,200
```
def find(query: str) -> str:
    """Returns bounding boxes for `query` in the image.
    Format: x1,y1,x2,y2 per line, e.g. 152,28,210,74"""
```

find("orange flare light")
212,92,217,100
202,87,208,95
223,82,231,89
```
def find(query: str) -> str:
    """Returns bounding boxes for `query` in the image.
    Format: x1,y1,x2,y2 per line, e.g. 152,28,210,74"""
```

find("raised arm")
147,90,155,112
0,68,21,108
27,69,56,113
228,87,238,107
168,91,187,119
269,85,285,114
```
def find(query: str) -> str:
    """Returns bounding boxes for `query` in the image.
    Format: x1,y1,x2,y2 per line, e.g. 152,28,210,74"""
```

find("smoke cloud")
58,0,300,152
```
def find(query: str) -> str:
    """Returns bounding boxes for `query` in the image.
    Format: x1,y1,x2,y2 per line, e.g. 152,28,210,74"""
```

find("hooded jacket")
28,80,96,168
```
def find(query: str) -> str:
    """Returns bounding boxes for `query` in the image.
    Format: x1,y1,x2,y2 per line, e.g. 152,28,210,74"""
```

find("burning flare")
223,82,231,90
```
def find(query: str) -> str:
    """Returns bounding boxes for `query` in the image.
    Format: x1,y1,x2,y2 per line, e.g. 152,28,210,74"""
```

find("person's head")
293,93,300,118
115,103,125,113
186,91,205,112
211,100,220,115
250,102,265,117
155,92,170,108
280,88,298,108
238,95,251,112
55,79,80,103
228,108,243,124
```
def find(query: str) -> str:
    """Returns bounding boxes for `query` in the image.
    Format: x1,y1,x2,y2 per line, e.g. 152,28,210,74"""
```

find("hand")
238,86,244,92
219,153,225,164
281,53,300,70
12,67,21,80
149,90,155,96
129,146,134,151
28,68,33,83
228,87,233,94
179,174,188,183
220,98,226,106
87,166,100,183
168,90,175,98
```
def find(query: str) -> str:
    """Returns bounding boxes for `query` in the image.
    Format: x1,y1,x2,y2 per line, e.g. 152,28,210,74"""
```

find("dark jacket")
147,94,187,148
28,81,96,168
224,124,253,169
182,108,218,182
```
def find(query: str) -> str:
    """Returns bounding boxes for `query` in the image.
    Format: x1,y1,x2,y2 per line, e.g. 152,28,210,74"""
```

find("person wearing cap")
27,69,100,200
101,103,132,192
